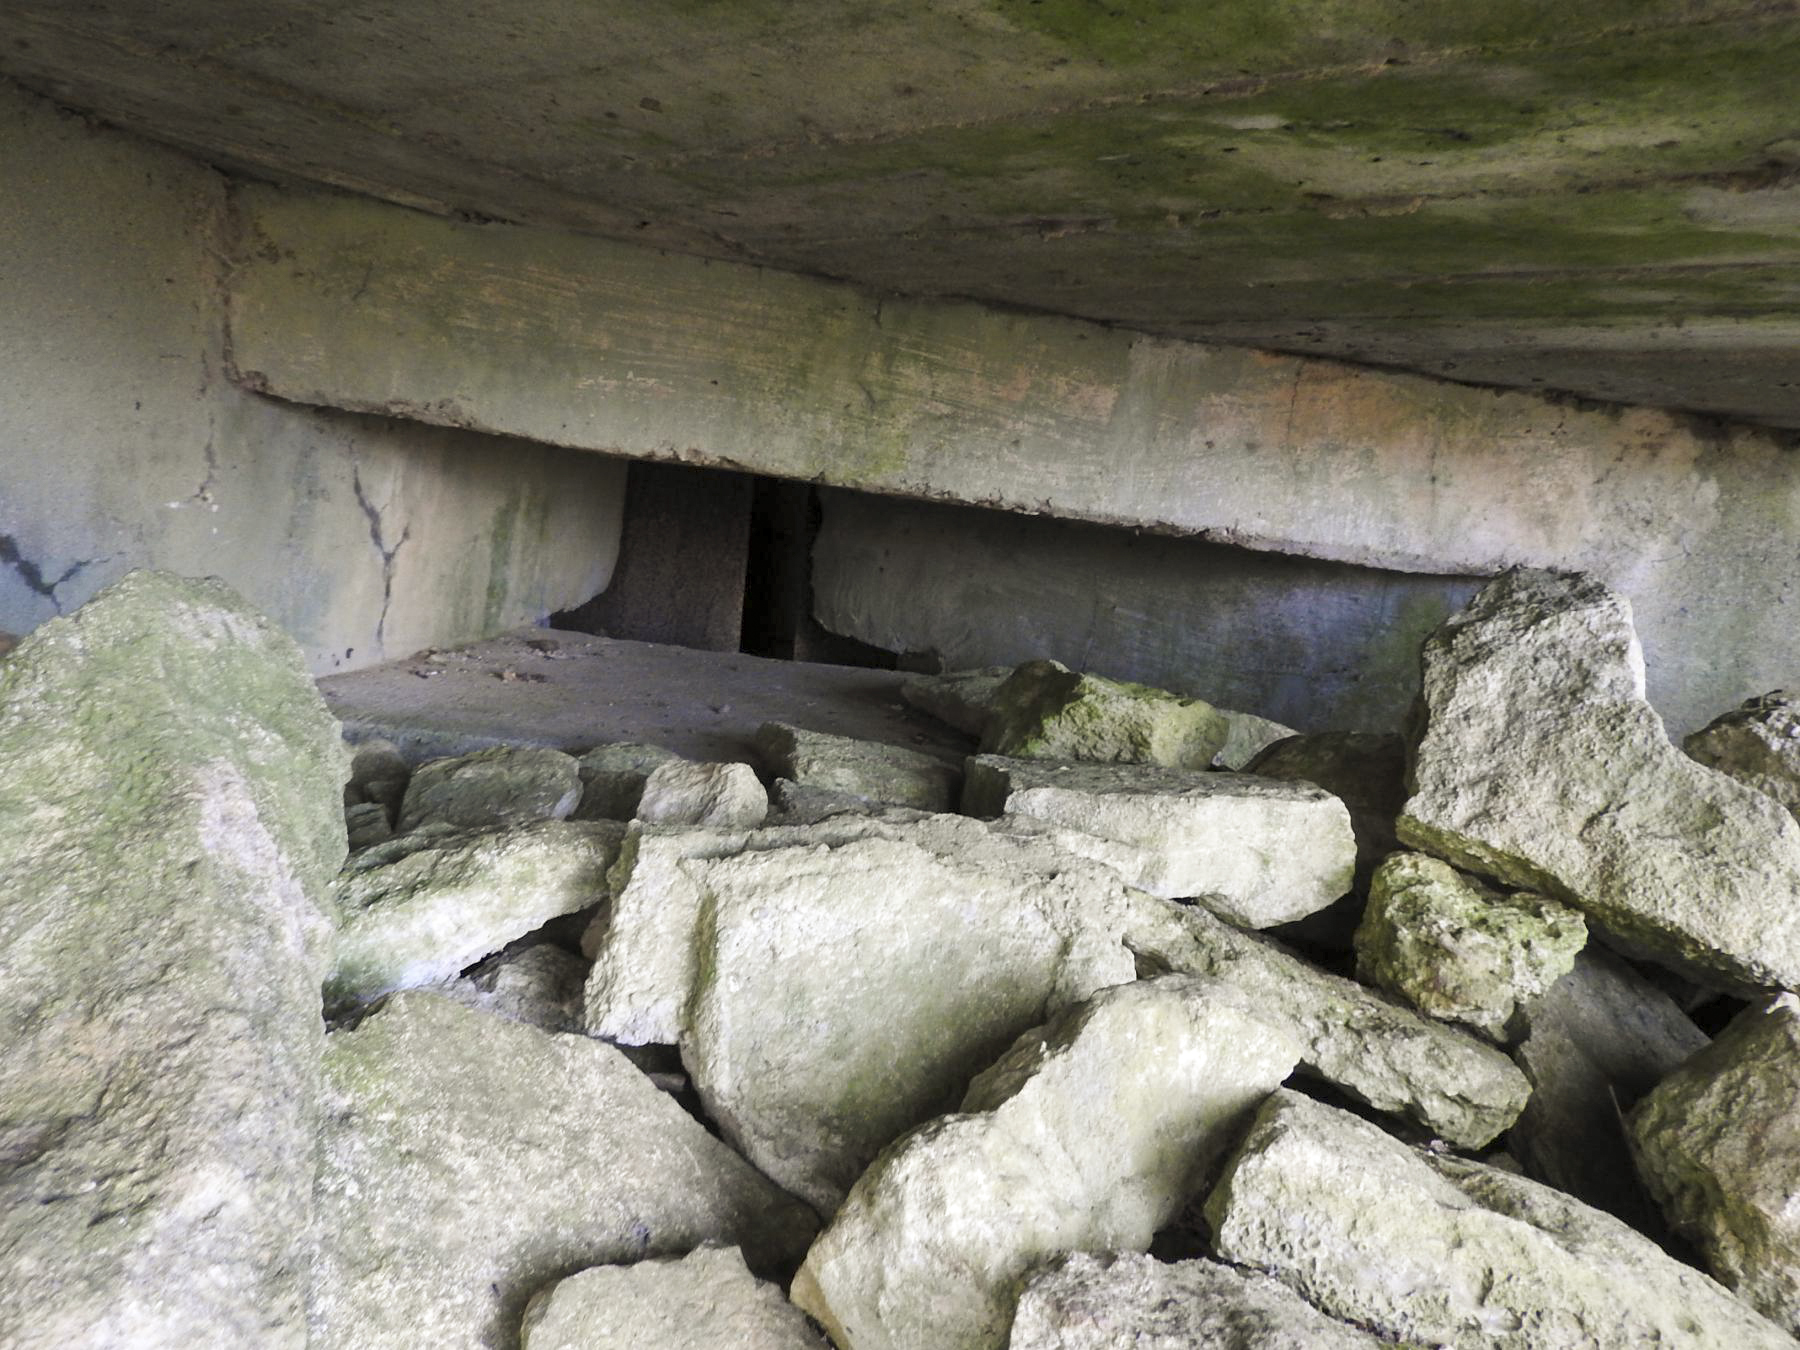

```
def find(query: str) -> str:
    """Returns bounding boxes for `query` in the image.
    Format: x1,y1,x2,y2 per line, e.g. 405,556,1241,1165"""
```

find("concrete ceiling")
5,1,1799,428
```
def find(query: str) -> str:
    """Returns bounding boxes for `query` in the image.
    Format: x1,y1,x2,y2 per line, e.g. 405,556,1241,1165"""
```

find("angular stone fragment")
1244,731,1406,890
755,721,960,811
1207,1090,1792,1350
898,666,1012,737
347,736,410,811
346,798,396,851
574,742,680,821
438,942,590,1035
330,819,624,1007
1511,948,1707,1233
1399,569,1800,993
1355,852,1586,1041
1684,691,1800,823
635,758,768,828
519,1245,824,1350
767,778,888,825
398,745,582,833
0,571,347,1349
982,659,1229,770
964,754,1354,925
1630,993,1800,1333
310,994,818,1350
1126,898,1529,1147
792,977,1300,1350
1009,1251,1384,1350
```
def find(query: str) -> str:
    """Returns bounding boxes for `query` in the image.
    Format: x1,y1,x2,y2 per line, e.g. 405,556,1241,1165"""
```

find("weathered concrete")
0,83,625,669
226,183,1800,736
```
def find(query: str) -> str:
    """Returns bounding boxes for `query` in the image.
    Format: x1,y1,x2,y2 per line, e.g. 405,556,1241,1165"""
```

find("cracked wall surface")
0,82,626,667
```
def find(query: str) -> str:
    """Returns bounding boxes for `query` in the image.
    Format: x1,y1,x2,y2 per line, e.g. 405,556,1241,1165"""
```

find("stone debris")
1243,730,1406,892
1630,992,1800,1333
329,818,624,1007
346,736,410,815
897,665,1012,737
573,741,681,821
310,993,818,1350
397,744,583,833
437,941,590,1035
791,976,1301,1350
981,658,1231,770
1207,1089,1794,1349
1355,852,1587,1041
1511,948,1707,1233
1399,569,1800,993
1212,708,1302,773
635,757,768,828
964,754,1354,925
345,797,396,851
766,777,906,825
519,1245,824,1350
1008,1251,1384,1350
0,571,347,1349
1684,690,1800,823
754,721,960,812
1127,898,1530,1148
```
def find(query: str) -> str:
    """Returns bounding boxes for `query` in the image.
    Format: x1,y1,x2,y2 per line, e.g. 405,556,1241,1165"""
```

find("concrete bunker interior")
4,4,1800,1347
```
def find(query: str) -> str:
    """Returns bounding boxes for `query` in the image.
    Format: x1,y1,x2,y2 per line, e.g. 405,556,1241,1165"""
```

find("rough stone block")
982,659,1229,770
1243,730,1406,892
754,721,960,811
635,758,768,829
1683,690,1800,823
573,742,681,820
398,745,583,833
898,666,1011,737
437,942,590,1036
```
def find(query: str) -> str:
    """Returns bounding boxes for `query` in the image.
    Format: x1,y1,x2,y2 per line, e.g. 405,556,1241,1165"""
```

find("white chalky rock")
792,976,1301,1350
963,754,1354,924
634,757,769,828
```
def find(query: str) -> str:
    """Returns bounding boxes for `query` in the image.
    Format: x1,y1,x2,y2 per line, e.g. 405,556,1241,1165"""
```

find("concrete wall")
812,490,1480,735
0,82,625,672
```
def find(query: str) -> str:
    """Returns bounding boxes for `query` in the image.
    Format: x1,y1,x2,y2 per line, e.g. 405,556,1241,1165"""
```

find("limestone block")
898,666,1012,737
1630,993,1800,1333
346,798,396,851
1399,569,1800,993
791,977,1301,1350
1510,948,1707,1233
438,942,590,1035
1355,852,1586,1041
635,757,768,828
1684,691,1800,823
1008,1251,1384,1350
398,745,583,833
310,993,818,1350
1243,731,1406,890
755,721,960,811
574,741,681,821
1212,709,1302,773
330,819,624,1007
0,571,347,1349
1207,1090,1792,1349
982,659,1229,770
519,1245,824,1350
348,736,410,801
963,754,1354,925
1126,898,1529,1147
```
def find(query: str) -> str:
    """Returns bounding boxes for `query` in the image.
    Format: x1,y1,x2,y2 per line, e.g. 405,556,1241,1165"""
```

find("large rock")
1355,852,1586,1041
573,742,680,821
398,745,583,833
1127,898,1529,1147
1243,731,1406,892
1511,948,1707,1234
329,818,624,1008
1208,1090,1793,1349
981,659,1229,770
963,755,1354,925
1399,569,1800,993
754,722,960,812
1684,691,1800,823
437,942,590,1035
792,977,1300,1350
1008,1251,1384,1350
635,758,768,828
0,571,347,1349
519,1245,824,1350
1630,993,1800,1333
310,993,818,1350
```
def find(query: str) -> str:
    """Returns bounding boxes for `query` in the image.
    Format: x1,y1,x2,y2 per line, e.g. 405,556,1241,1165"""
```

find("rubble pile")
4,567,1800,1348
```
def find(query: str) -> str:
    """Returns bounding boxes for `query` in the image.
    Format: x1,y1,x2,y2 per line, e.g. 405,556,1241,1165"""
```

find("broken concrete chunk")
1126,898,1529,1148
754,721,960,811
898,665,1012,737
1355,852,1586,1041
346,798,396,852
1207,1089,1792,1350
1684,691,1800,824
964,754,1354,925
635,758,768,829
398,745,583,833
1629,993,1800,1334
1510,948,1707,1234
982,658,1230,770
1399,569,1800,993
310,993,818,1350
329,818,624,1007
519,1246,824,1350
792,977,1300,1350
437,942,590,1035
0,571,347,1349
573,741,682,821
1244,731,1406,891
1008,1251,1384,1350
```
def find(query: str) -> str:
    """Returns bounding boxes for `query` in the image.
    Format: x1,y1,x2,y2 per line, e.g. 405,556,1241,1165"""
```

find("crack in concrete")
350,466,410,651
0,536,107,614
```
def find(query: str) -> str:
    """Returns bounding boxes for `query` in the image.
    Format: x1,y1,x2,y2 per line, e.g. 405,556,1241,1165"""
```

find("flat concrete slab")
319,628,972,769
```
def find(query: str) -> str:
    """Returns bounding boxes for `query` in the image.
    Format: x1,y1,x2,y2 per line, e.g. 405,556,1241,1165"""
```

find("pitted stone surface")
1683,691,1800,823
634,757,768,828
